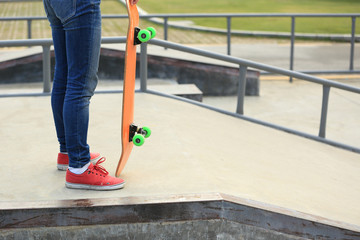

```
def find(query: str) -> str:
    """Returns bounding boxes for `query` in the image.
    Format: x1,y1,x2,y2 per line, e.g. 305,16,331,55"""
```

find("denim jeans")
43,0,101,168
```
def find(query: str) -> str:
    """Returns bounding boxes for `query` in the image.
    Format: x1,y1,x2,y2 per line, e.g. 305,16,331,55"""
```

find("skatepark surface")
0,90,360,229
1,41,360,237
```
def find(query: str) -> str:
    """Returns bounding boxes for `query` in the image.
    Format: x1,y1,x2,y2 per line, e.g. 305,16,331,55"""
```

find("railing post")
349,16,356,71
236,65,247,115
140,42,148,92
42,45,51,93
227,16,231,55
27,19,32,39
319,85,331,138
164,17,168,50
289,16,295,82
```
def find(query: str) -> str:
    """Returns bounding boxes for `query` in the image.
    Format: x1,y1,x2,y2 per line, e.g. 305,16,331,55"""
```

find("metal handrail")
142,39,360,143
1,13,359,20
0,37,359,153
146,39,360,93
0,13,359,75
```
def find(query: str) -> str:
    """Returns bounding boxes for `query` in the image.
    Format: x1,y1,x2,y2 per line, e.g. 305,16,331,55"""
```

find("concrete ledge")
0,47,260,96
149,83,203,102
99,47,260,96
1,193,359,239
0,220,308,240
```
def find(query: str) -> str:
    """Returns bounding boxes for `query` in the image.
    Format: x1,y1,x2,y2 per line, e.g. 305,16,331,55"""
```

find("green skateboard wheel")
142,126,151,138
138,29,151,43
133,134,145,146
147,27,156,39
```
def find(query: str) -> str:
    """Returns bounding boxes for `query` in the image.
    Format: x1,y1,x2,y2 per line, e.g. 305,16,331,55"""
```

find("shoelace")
92,157,109,176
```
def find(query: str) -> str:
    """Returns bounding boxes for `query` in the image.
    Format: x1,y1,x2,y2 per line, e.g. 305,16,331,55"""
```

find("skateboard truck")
134,27,143,45
134,27,156,45
129,124,151,146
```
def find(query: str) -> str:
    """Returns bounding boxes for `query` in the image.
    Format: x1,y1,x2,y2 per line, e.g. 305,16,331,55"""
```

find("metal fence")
0,13,359,75
0,37,360,154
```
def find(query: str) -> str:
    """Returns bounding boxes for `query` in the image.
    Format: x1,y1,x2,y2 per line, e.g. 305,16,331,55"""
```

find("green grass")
0,0,128,40
137,0,360,34
0,0,359,40
137,0,360,13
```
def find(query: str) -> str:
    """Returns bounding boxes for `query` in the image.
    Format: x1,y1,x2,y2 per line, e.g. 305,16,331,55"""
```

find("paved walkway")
100,41,360,72
1,40,359,72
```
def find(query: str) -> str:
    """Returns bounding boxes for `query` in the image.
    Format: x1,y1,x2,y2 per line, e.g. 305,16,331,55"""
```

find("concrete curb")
1,193,359,238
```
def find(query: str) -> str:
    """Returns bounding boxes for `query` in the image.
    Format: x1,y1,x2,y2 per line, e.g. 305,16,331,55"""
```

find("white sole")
65,182,125,191
57,164,68,171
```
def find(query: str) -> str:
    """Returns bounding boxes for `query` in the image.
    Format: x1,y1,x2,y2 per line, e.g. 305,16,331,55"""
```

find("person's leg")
43,0,68,154
44,0,124,190
62,0,102,168
51,27,68,153
44,0,102,170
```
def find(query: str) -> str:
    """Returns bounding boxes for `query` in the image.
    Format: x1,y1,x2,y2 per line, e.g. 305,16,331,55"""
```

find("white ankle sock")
68,162,90,175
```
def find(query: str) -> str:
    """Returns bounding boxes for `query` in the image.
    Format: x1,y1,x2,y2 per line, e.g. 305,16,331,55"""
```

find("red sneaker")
57,152,101,171
65,158,125,191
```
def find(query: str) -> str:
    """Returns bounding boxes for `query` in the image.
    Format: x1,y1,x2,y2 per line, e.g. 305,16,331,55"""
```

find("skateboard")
115,0,155,177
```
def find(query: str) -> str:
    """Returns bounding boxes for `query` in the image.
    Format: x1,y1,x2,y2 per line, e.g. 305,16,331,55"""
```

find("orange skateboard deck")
115,0,154,177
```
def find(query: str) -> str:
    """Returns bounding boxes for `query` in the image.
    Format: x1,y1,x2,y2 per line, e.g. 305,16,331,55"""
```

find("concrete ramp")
0,93,359,238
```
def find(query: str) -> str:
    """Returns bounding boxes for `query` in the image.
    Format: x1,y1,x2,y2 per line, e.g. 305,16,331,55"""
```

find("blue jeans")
43,0,101,168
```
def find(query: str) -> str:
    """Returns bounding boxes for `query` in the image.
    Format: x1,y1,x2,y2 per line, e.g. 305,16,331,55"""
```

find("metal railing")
0,13,359,75
0,37,360,154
